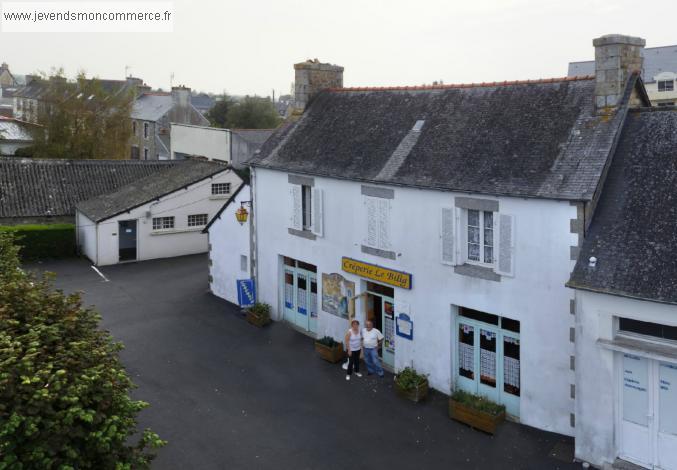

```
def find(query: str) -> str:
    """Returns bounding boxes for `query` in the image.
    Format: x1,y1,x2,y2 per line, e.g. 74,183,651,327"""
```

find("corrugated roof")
252,76,632,201
0,158,177,219
76,160,230,222
568,108,677,305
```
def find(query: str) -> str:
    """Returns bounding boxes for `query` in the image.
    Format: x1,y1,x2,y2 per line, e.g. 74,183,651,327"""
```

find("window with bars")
211,183,231,195
467,209,494,264
152,216,174,230
658,80,675,92
187,214,208,227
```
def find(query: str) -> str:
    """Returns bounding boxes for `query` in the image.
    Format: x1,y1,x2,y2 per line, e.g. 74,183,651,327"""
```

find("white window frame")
465,209,495,266
301,185,312,231
152,216,174,231
658,80,675,92
211,182,231,195
289,183,323,237
187,214,208,227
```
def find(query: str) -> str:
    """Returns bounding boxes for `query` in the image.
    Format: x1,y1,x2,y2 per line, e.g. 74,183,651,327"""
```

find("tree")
225,96,282,129
27,72,134,159
0,232,164,468
206,94,235,128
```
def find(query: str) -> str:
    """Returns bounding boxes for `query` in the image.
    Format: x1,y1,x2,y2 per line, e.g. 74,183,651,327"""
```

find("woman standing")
344,320,363,381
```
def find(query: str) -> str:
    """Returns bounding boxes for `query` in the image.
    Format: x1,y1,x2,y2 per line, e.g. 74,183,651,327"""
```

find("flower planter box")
246,310,270,328
314,341,345,363
448,398,505,434
395,378,429,403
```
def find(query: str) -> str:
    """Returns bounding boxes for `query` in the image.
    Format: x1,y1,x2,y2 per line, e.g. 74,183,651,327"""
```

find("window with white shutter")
289,184,302,231
289,183,323,237
311,187,323,237
363,196,391,250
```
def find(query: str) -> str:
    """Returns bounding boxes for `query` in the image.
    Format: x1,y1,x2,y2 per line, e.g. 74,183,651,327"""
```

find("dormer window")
658,80,674,92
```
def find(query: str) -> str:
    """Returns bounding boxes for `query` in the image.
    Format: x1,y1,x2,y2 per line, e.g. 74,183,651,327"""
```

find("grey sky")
2,0,676,97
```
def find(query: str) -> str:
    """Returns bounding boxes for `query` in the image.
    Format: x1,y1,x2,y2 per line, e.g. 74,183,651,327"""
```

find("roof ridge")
329,75,595,92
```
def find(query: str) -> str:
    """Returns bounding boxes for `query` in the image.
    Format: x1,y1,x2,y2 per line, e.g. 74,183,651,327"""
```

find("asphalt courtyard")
27,254,579,470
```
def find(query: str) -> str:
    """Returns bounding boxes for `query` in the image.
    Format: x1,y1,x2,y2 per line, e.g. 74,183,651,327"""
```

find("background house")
0,117,35,155
190,92,216,115
569,44,677,106
170,123,230,162
76,160,243,266
130,86,209,160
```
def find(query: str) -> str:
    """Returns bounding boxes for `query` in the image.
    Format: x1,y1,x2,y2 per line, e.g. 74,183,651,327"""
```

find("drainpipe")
250,169,258,307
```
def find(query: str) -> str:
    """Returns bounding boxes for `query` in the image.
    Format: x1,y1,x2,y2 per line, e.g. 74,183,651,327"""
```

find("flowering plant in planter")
394,367,429,402
449,389,506,434
245,302,271,327
314,336,345,363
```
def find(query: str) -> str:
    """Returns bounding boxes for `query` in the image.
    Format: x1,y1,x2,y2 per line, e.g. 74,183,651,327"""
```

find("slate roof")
131,93,174,121
568,108,677,305
77,160,230,222
568,44,677,82
252,76,634,201
232,129,274,145
0,158,177,219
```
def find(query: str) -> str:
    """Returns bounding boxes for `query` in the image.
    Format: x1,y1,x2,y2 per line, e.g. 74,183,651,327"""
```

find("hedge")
0,224,76,260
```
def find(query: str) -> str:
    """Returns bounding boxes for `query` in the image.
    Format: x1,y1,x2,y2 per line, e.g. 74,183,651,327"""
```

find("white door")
620,355,677,469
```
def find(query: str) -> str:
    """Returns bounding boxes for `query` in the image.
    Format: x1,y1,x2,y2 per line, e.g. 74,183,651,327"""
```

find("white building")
205,183,252,305
209,36,654,438
76,160,243,266
569,107,677,469
170,123,231,162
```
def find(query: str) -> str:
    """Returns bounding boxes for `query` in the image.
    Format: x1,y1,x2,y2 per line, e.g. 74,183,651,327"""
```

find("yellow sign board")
341,257,412,290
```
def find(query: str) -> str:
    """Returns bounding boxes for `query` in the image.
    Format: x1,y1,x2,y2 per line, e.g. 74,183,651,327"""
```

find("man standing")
362,320,384,377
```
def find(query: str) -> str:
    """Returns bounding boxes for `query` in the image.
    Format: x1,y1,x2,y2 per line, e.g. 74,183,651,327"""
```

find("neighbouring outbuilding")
75,160,243,266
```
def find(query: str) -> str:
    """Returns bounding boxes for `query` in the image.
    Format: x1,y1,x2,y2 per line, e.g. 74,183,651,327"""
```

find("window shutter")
290,184,302,230
496,213,515,277
440,207,456,265
377,198,391,250
364,196,378,248
311,187,323,237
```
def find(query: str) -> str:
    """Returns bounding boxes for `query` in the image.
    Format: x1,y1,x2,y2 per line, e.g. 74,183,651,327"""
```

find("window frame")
152,216,175,231
465,209,495,266
301,185,312,231
143,122,149,139
658,80,675,92
132,120,137,135
187,213,208,227
211,182,231,196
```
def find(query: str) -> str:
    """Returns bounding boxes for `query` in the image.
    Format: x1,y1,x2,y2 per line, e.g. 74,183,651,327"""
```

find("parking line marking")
91,265,109,282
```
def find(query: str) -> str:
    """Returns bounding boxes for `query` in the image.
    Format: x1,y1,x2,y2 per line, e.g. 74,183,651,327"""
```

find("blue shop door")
283,269,295,323
308,274,318,335
457,321,477,395
295,271,309,330
477,327,500,404
501,333,521,417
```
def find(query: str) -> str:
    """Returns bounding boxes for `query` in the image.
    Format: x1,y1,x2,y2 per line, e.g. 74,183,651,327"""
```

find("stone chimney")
0,62,8,72
293,59,343,112
171,85,191,107
593,34,645,112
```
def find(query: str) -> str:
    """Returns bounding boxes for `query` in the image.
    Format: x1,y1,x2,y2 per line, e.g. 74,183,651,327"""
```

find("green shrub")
0,232,165,468
0,224,76,260
451,389,506,416
395,367,428,390
248,302,270,318
316,336,340,348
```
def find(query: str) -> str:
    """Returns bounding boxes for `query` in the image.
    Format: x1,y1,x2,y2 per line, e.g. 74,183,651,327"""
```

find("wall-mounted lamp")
235,201,252,225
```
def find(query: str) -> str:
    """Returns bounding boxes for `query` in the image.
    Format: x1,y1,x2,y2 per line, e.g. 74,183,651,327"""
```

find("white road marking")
91,265,109,282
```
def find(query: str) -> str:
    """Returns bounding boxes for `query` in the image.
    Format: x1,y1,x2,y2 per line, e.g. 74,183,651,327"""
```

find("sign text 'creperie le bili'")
341,257,412,290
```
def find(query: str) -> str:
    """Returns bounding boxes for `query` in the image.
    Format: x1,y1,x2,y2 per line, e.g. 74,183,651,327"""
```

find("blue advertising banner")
237,279,256,308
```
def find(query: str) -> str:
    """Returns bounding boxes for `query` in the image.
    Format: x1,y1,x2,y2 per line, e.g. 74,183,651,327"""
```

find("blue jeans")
363,348,384,376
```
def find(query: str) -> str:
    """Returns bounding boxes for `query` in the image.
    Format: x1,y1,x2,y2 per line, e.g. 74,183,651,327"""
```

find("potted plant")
449,389,506,434
314,336,345,363
245,302,271,328
394,367,429,403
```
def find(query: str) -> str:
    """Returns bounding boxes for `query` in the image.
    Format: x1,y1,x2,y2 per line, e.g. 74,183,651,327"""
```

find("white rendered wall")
251,167,578,436
76,211,97,264
208,185,251,304
170,123,230,162
93,170,242,266
574,289,677,467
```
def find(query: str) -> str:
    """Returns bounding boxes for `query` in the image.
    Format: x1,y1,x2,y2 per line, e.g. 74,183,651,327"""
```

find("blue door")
281,257,318,335
455,317,520,418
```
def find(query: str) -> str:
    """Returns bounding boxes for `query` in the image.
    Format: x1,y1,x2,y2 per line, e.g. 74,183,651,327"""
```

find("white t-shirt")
362,328,384,348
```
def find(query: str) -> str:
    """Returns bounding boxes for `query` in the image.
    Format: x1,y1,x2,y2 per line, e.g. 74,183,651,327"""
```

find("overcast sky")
2,0,677,97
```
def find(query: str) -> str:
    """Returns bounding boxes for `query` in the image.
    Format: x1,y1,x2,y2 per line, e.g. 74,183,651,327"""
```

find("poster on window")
321,273,355,319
